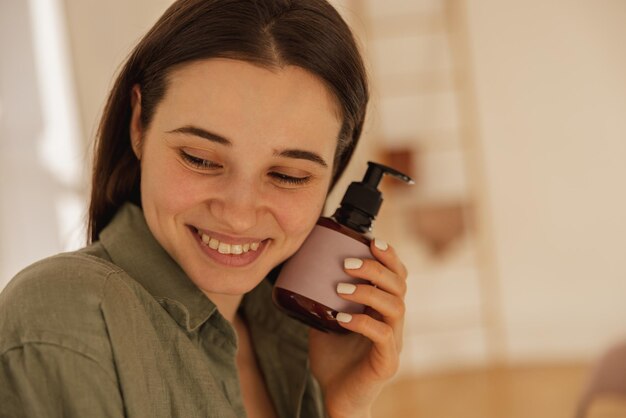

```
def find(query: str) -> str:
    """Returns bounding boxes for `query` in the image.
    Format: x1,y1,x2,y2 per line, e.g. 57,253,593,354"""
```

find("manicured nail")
336,312,353,323
374,238,388,251
337,283,357,295
344,258,363,270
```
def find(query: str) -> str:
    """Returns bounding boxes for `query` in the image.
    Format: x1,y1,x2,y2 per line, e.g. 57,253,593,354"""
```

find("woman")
0,1,408,417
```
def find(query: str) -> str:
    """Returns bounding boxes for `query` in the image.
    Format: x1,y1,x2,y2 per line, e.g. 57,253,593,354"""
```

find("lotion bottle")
272,161,414,333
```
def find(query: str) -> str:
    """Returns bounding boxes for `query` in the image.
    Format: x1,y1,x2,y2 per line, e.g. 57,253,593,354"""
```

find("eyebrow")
167,125,329,168
167,126,231,146
274,149,328,168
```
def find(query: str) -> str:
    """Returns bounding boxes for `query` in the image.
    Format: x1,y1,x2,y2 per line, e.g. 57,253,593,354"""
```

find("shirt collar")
100,203,217,332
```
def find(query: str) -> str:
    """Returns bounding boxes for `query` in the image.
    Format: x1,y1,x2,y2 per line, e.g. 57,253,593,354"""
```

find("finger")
343,257,407,298
334,312,399,379
338,284,406,351
336,283,405,324
370,239,408,280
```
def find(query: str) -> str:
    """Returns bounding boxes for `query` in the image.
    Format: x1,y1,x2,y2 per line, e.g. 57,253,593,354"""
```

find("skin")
129,58,407,418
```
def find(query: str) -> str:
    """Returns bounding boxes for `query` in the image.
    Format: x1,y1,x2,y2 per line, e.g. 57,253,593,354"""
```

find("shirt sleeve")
0,342,124,418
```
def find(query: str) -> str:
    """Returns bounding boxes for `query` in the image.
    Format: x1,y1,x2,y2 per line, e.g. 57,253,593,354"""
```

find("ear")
129,84,143,159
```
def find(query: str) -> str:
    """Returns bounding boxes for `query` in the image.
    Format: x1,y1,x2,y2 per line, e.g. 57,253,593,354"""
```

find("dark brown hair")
88,0,369,242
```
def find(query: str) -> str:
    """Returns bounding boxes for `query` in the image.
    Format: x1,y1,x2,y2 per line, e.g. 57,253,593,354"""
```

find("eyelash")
179,150,311,186
179,150,222,170
268,172,311,185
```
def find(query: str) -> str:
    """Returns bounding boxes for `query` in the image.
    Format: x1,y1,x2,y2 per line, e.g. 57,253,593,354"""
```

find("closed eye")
179,150,222,170
268,172,311,186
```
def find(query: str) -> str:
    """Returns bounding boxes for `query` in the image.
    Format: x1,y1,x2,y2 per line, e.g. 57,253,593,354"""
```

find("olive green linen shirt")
0,203,325,418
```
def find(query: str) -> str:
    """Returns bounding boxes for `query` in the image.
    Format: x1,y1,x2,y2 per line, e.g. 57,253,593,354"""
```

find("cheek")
140,151,202,213
274,188,327,242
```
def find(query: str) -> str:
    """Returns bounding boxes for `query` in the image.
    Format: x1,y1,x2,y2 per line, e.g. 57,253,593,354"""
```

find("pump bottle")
272,161,414,333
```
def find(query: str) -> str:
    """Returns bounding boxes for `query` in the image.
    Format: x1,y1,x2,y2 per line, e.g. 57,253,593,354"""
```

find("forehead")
163,58,342,121
153,58,343,156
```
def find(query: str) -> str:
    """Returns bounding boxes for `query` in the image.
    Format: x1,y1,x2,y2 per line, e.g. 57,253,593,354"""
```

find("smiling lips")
195,229,262,255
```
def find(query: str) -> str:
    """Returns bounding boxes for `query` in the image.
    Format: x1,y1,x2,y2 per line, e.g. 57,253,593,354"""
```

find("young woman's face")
130,58,341,296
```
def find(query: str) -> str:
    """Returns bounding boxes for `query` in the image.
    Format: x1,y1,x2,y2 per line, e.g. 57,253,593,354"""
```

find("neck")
202,291,244,323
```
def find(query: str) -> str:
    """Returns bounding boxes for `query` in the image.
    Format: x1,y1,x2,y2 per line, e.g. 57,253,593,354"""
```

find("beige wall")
343,0,626,373
465,0,626,361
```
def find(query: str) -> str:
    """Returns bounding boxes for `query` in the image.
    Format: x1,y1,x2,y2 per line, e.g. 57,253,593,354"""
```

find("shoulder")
1,246,122,311
0,248,124,358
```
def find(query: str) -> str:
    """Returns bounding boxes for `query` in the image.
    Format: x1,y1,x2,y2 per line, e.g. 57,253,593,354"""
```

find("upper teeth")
199,232,260,255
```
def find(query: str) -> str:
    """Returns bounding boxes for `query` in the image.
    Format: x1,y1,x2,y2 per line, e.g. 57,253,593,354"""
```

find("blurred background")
1,0,626,417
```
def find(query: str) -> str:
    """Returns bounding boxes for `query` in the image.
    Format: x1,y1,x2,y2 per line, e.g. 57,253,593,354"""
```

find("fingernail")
336,312,353,323
337,283,357,295
374,239,388,251
344,258,363,270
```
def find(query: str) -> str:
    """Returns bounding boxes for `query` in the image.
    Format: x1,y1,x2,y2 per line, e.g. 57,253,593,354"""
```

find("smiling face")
129,58,341,297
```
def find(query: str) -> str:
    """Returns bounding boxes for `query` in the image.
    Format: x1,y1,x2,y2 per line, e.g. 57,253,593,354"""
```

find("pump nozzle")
363,161,415,187
333,161,414,233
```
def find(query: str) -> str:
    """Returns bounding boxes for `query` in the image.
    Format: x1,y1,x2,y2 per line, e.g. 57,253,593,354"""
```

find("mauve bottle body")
272,217,372,333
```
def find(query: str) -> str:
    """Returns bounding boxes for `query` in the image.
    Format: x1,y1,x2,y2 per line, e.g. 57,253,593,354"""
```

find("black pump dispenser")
333,161,414,234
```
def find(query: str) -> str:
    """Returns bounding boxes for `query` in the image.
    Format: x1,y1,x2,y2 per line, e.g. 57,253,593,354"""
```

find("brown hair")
88,0,369,242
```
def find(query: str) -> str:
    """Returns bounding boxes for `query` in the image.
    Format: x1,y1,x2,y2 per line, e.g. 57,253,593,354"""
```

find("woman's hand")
308,239,407,418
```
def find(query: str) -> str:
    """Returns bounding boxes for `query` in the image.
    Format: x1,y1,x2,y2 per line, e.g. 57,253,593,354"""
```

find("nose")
208,173,260,233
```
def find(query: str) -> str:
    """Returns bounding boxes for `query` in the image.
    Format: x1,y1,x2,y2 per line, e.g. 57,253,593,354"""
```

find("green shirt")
0,203,325,418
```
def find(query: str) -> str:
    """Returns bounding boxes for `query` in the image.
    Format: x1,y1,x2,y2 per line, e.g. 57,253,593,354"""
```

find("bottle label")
274,224,371,313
